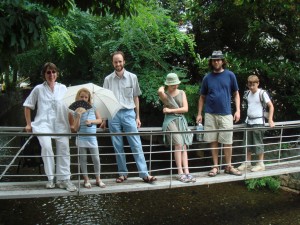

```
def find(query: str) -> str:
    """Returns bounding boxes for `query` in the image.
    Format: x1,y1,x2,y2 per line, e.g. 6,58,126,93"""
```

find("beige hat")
164,73,181,86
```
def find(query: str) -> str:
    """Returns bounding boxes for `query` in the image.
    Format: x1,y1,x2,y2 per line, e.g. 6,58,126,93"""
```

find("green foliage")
180,83,199,124
47,25,77,57
245,176,281,192
0,2,49,57
25,0,144,17
3,0,300,125
90,3,197,112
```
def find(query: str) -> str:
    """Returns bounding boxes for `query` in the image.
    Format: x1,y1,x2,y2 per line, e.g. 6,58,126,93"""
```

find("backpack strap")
246,89,266,125
243,90,250,101
259,89,267,109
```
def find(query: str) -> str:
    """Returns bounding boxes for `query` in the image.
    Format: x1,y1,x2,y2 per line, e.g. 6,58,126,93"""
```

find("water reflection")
0,182,300,224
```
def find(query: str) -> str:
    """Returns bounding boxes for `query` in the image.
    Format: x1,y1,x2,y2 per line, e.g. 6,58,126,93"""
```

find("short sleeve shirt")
200,69,239,115
76,107,98,148
23,82,70,134
103,70,141,109
246,89,271,125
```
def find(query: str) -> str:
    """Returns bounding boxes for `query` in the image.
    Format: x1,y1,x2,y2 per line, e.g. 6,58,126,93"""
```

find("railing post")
278,126,284,163
244,127,248,176
76,133,81,193
220,143,223,169
149,130,153,174
170,132,173,188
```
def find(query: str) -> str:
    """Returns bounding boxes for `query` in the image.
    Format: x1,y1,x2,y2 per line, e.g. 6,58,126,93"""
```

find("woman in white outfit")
23,62,77,192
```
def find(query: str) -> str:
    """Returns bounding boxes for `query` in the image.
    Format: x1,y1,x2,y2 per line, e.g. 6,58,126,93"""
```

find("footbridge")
0,121,300,199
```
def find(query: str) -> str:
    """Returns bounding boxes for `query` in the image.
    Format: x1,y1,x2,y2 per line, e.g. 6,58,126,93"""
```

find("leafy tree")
186,0,299,61
0,0,144,92
91,3,198,124
184,0,300,121
30,0,143,17
0,2,49,91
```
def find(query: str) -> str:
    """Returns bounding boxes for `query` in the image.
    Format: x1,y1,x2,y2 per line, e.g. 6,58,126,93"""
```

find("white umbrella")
63,83,122,120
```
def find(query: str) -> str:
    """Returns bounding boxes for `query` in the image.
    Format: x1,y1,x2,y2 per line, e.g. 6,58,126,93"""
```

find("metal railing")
0,121,300,186
0,121,300,198
0,120,300,183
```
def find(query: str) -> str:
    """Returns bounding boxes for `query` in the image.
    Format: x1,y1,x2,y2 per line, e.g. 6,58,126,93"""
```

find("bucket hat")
164,73,181,86
210,50,224,59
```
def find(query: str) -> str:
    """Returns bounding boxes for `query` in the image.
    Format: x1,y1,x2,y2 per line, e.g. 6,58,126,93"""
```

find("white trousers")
37,136,71,181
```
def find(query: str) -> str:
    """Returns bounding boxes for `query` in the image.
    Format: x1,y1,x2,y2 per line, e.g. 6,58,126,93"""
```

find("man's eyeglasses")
46,70,56,75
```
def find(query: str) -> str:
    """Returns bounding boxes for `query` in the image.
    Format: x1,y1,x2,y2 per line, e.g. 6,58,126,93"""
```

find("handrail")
0,119,300,132
0,121,300,187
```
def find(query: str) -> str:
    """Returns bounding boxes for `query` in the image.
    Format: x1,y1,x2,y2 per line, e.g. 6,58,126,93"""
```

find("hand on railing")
25,124,32,133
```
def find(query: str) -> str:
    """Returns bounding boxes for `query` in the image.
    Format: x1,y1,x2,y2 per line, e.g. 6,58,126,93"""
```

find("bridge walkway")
0,121,300,199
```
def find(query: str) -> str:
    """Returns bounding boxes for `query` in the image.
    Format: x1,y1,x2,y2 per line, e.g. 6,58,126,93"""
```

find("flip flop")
116,175,127,183
142,176,157,183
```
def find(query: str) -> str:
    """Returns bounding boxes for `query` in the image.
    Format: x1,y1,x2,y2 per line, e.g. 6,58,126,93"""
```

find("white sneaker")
251,163,265,172
57,180,77,192
237,162,252,171
46,180,55,189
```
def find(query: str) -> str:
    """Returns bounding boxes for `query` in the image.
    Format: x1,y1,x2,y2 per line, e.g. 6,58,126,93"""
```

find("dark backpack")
243,89,271,120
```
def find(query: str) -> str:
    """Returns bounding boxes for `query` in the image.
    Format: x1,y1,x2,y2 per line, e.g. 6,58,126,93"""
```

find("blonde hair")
75,88,92,104
248,75,259,82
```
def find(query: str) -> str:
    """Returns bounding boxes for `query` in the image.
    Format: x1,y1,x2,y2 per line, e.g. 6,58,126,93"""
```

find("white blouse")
23,82,70,135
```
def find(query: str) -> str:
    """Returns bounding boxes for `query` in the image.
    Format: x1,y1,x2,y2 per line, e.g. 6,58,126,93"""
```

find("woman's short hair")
41,62,59,78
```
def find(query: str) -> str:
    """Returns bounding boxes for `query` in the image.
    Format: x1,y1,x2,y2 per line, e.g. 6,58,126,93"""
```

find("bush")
245,176,280,192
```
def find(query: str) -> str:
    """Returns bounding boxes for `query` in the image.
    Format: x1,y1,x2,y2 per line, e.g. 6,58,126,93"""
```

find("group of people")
23,50,274,191
23,51,157,192
196,50,274,177
158,50,274,182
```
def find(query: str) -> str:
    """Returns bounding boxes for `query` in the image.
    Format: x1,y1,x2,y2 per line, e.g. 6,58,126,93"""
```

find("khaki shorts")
204,113,233,144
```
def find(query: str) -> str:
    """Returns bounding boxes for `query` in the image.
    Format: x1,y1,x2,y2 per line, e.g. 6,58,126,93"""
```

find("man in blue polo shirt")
196,50,242,177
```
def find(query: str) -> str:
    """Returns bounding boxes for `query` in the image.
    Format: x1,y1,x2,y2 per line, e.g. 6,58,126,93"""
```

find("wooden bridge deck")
1,160,299,200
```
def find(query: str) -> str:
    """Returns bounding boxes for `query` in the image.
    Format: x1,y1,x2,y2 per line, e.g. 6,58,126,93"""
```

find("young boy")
238,75,275,172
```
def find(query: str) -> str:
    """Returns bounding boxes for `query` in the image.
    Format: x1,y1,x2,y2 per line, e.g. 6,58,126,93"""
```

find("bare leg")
181,145,189,174
207,141,220,176
246,149,252,161
174,145,183,174
257,153,264,161
83,175,89,183
95,175,100,183
223,144,232,166
211,141,219,166
224,144,242,175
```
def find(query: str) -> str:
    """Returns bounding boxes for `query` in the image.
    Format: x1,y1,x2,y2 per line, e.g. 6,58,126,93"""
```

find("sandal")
116,175,128,183
84,181,92,189
142,176,157,183
186,174,196,183
96,180,106,188
208,167,220,177
224,165,242,176
177,174,188,183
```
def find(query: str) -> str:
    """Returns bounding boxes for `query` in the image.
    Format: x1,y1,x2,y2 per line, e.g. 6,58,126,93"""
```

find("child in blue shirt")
73,88,105,188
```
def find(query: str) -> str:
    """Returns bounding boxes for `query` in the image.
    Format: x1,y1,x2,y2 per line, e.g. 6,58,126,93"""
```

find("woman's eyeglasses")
46,70,56,75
